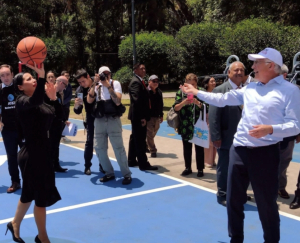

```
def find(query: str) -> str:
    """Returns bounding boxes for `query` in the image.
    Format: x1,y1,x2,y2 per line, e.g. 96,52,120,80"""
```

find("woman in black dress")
6,63,61,243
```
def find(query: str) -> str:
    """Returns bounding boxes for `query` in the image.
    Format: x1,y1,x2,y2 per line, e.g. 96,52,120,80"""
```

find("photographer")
74,69,104,175
87,66,132,185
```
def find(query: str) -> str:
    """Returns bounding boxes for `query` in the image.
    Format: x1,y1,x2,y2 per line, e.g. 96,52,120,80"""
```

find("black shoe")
151,153,157,158
278,189,290,199
247,195,252,201
122,177,132,185
7,182,21,193
54,165,68,173
35,235,42,243
140,165,158,171
197,171,204,177
84,167,91,176
128,161,138,167
290,191,300,209
181,169,192,176
5,222,25,243
100,175,115,182
217,198,227,207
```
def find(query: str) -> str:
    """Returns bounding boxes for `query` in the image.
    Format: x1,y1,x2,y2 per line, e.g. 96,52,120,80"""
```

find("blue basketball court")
0,119,300,242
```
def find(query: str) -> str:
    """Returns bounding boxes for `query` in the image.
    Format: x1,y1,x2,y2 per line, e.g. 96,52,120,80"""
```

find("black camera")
100,72,108,81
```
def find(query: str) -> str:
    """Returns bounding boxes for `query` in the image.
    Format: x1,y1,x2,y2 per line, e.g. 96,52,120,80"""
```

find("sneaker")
278,189,290,199
61,137,71,142
181,169,192,176
122,177,132,185
99,175,115,182
197,171,204,177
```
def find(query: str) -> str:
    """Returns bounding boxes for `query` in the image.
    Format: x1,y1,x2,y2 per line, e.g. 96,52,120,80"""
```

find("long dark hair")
202,76,212,90
13,73,25,96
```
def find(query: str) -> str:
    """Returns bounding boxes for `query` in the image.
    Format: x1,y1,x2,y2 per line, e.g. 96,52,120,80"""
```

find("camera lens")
100,73,107,81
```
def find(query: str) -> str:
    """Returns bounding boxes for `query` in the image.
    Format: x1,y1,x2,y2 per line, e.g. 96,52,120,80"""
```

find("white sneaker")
61,137,71,142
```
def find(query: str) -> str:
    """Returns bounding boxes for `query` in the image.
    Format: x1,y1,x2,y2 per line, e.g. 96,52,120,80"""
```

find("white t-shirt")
95,79,122,101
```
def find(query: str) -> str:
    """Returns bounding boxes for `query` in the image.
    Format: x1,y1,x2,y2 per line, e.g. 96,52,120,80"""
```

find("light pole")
131,0,136,66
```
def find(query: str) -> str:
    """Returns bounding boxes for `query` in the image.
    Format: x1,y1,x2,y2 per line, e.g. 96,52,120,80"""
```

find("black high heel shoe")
5,222,25,243
290,190,300,209
35,235,41,243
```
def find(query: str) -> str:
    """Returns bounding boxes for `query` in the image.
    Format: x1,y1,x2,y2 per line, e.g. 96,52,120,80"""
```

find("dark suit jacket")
208,80,242,150
128,75,150,121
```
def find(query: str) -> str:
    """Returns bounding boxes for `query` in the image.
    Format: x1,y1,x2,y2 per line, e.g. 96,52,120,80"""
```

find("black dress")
16,78,61,207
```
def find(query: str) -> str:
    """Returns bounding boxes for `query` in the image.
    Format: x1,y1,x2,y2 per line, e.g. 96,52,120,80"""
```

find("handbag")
167,91,183,130
189,105,209,148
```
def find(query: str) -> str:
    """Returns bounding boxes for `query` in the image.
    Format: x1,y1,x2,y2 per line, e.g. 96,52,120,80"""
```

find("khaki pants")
146,117,160,153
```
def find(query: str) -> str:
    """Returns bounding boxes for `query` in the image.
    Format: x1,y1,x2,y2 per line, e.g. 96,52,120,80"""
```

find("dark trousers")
128,119,150,169
2,129,23,183
61,104,70,137
227,144,280,243
216,148,230,200
182,139,204,171
84,113,94,168
50,120,64,166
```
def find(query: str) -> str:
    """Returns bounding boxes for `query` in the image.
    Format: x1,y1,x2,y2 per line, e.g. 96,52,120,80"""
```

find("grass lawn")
69,98,175,125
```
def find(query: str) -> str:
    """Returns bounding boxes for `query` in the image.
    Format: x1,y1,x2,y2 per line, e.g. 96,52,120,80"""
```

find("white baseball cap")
149,75,159,81
98,66,111,74
248,48,283,67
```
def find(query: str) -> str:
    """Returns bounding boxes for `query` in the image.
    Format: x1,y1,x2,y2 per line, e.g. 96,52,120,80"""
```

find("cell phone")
77,93,83,100
187,93,193,101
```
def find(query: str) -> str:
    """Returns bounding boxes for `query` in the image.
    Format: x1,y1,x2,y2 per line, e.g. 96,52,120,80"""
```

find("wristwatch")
88,93,96,98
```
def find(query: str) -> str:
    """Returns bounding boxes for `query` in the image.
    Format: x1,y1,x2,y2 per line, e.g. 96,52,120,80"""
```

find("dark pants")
2,129,23,183
216,148,230,200
227,144,280,243
61,104,70,137
50,120,64,166
84,113,94,168
182,139,204,171
128,119,150,169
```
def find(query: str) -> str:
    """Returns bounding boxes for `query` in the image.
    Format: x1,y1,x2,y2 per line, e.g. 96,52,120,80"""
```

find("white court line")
0,184,187,225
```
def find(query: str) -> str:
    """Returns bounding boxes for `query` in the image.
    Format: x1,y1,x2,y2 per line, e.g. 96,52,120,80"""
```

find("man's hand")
45,82,57,101
160,117,163,123
65,121,71,126
180,84,199,96
213,140,222,149
249,125,273,138
141,119,146,127
74,98,83,109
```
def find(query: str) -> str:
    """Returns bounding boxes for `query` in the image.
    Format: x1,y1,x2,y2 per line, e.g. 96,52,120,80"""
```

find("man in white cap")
87,66,132,185
181,47,300,243
146,75,164,158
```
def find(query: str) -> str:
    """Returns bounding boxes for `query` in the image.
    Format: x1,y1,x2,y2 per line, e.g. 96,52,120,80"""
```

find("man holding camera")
87,66,132,185
74,69,104,175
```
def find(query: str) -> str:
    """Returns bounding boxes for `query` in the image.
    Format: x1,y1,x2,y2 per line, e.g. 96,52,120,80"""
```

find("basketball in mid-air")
16,36,47,66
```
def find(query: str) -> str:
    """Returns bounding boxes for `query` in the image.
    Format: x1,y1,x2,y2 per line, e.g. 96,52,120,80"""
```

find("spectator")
74,69,104,175
278,64,297,199
61,70,72,142
208,62,244,206
46,71,56,84
0,64,24,193
127,62,158,171
173,73,206,177
202,76,217,168
87,66,132,185
181,47,300,243
146,75,164,158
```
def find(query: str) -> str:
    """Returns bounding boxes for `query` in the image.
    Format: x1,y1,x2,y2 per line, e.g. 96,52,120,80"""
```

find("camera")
100,72,108,81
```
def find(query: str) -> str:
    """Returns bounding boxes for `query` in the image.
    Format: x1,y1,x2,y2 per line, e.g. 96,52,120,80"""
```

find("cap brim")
248,54,265,61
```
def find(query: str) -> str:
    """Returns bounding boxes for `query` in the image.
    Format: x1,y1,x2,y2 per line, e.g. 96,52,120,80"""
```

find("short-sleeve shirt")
94,79,122,101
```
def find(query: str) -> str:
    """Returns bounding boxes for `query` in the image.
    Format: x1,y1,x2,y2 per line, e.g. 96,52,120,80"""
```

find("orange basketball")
16,36,47,66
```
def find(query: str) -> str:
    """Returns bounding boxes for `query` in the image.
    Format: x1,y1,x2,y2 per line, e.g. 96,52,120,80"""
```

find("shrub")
113,66,133,94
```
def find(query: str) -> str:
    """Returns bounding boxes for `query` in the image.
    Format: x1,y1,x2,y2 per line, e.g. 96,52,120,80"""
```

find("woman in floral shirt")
173,73,206,177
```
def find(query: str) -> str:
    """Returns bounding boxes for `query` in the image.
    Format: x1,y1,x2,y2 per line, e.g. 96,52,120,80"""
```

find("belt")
245,143,279,149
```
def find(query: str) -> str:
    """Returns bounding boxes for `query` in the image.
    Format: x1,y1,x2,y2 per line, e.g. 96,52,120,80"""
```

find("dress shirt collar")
135,74,143,82
228,79,242,89
257,75,284,86
1,82,13,88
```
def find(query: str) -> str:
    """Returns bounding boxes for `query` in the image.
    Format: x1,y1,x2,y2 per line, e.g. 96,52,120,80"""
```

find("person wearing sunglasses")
146,75,164,158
